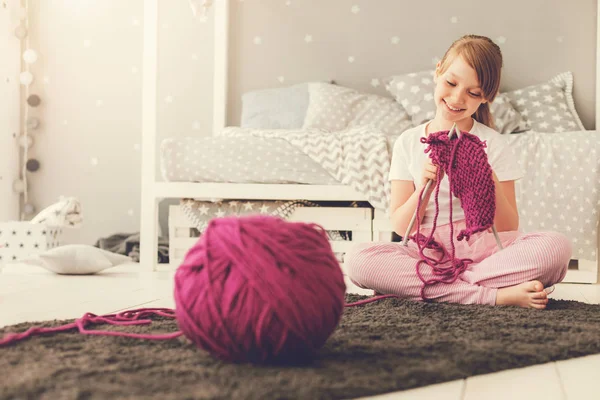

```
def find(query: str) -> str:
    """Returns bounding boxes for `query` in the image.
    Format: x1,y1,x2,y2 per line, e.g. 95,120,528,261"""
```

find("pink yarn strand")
0,308,183,347
0,294,403,348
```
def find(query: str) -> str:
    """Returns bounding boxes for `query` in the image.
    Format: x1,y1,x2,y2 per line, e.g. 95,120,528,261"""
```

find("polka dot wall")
230,0,595,131
15,0,214,245
2,0,597,248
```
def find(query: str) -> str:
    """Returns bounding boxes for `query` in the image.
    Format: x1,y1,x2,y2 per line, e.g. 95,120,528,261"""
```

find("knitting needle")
491,223,503,250
402,123,460,246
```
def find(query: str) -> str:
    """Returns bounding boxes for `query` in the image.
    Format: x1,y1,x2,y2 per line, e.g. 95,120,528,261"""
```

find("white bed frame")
139,0,376,272
139,0,600,283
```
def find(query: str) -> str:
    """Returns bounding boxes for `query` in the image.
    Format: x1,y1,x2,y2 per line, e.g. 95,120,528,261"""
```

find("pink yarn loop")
0,308,183,347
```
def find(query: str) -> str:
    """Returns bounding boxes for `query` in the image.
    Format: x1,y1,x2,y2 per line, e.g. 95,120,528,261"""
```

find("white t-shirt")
389,119,524,228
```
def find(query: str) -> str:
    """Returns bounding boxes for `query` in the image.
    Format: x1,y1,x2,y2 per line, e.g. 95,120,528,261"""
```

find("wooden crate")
168,204,373,267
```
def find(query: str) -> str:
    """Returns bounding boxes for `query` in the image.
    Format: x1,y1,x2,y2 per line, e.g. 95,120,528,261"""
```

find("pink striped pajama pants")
345,220,572,305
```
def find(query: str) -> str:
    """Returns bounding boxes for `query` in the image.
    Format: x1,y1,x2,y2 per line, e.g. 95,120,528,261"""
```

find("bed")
140,0,600,283
158,125,600,278
159,123,393,266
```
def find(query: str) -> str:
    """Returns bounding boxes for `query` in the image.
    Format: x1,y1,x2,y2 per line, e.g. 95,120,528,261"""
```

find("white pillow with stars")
504,71,585,133
302,82,413,135
385,70,529,134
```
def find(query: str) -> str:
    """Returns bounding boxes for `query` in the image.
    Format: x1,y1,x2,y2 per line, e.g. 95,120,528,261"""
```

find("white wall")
0,1,21,222
18,0,213,245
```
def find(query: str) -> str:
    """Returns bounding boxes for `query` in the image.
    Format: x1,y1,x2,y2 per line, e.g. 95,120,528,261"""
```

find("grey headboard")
227,0,597,129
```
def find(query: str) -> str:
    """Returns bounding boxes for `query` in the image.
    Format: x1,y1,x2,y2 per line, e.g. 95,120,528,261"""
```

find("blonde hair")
437,35,503,129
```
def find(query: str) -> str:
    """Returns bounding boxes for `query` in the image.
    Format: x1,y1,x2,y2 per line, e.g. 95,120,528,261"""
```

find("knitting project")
412,129,496,300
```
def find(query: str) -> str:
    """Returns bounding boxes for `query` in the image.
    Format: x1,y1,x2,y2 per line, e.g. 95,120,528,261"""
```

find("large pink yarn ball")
174,215,346,364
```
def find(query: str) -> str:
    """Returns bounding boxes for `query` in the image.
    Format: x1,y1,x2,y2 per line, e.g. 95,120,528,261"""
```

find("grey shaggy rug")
2,295,600,400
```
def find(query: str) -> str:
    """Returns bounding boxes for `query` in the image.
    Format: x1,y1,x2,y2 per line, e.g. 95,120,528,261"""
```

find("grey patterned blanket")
222,126,391,212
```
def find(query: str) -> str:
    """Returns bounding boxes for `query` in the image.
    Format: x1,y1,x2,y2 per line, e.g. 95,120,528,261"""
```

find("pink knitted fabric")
412,129,496,300
422,130,496,240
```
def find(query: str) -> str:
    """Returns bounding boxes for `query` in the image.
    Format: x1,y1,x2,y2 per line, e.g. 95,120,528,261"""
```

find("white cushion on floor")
18,244,131,275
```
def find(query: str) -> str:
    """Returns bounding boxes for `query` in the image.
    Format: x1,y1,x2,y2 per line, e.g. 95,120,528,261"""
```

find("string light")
8,0,206,221
13,0,40,219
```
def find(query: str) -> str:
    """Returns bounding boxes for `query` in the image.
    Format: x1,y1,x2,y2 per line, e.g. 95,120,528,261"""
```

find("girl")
346,35,572,309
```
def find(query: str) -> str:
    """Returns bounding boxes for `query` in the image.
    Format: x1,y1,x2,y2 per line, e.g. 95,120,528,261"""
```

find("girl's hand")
421,158,444,188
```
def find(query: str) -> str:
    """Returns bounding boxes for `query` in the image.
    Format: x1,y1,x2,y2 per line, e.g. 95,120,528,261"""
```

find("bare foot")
496,280,549,309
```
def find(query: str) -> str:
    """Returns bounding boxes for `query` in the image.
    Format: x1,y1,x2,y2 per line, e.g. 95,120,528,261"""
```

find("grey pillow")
384,70,437,126
490,93,531,134
504,72,585,133
241,83,309,130
384,70,529,134
303,82,413,135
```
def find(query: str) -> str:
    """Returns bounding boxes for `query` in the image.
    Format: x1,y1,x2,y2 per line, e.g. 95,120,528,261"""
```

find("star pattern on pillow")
491,94,531,134
385,70,437,126
303,82,413,135
508,132,599,260
504,72,585,133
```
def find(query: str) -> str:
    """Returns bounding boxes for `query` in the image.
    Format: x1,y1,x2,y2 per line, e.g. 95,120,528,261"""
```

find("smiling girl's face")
433,55,487,126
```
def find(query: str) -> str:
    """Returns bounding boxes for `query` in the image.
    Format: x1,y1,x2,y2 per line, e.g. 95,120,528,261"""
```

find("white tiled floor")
1,262,599,400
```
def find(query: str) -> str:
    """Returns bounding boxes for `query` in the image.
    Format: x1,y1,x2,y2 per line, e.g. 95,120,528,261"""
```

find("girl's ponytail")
473,102,495,130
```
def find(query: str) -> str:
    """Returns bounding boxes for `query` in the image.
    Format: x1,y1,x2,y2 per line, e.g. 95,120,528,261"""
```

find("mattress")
507,130,600,260
160,136,339,185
